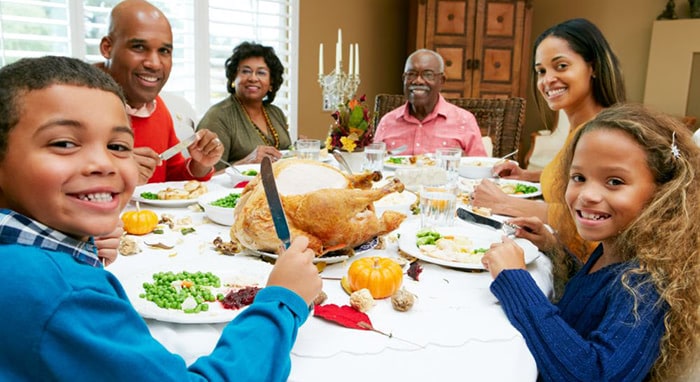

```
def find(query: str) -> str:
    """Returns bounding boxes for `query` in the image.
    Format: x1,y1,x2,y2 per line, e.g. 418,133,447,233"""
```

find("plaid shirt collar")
0,209,102,268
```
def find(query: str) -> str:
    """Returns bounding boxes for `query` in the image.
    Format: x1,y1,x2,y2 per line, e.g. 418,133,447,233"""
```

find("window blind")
0,0,297,136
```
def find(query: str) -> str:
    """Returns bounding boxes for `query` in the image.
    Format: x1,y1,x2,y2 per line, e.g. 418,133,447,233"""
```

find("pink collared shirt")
373,95,487,156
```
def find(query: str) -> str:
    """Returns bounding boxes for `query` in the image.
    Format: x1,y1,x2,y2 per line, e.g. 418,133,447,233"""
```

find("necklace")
235,96,280,149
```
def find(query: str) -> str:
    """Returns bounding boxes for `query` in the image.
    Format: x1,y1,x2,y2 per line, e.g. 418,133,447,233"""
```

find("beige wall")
298,0,408,140
298,0,689,156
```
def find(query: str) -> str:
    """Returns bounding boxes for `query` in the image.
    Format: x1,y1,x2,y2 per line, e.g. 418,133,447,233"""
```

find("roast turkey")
232,159,407,255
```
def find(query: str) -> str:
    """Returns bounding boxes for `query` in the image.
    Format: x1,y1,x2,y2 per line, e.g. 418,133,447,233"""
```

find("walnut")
312,290,328,306
391,288,416,312
213,236,239,255
349,288,375,312
118,235,140,256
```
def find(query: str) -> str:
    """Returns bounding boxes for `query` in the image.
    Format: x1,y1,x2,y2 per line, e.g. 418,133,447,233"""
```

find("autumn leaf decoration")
324,94,374,153
313,304,392,338
407,261,423,281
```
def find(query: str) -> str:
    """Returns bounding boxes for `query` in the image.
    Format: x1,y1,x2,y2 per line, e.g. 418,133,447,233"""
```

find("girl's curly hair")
552,104,700,380
224,41,284,105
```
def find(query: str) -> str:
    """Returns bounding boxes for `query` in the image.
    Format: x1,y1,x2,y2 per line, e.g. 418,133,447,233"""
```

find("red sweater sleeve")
130,97,213,183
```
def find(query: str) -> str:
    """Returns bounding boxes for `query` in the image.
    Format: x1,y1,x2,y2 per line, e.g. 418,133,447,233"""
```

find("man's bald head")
99,0,173,109
107,0,171,37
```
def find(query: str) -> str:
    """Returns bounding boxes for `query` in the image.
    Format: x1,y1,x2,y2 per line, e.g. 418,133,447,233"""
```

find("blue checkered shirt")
0,209,102,268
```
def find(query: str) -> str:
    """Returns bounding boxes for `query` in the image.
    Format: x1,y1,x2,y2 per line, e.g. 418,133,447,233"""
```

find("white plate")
120,259,272,324
494,179,542,199
459,179,542,199
383,155,436,170
132,181,217,207
397,220,540,270
243,236,379,264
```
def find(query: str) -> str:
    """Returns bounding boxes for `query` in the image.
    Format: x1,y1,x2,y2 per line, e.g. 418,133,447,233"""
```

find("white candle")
337,29,342,53
348,43,354,76
318,43,324,76
335,42,340,73
355,43,360,76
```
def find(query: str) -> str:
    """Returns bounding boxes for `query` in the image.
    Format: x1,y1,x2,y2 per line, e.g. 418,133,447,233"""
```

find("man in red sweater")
97,0,223,184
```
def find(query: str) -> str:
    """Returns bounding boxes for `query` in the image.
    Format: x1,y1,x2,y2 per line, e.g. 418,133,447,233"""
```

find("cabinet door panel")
436,1,467,35
485,2,515,37
482,48,513,82
437,47,465,80
409,0,532,98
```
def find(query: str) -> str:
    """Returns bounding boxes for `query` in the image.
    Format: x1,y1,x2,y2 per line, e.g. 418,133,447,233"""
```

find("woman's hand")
481,236,526,279
506,216,558,253
236,145,283,164
492,160,525,179
266,236,323,306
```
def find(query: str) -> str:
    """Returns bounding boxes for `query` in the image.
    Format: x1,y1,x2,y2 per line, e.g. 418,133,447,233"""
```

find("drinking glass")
420,182,458,229
436,147,462,184
296,139,321,161
363,142,386,172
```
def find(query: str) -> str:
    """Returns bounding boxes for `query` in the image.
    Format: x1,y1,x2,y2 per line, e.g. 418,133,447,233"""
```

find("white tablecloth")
108,173,552,381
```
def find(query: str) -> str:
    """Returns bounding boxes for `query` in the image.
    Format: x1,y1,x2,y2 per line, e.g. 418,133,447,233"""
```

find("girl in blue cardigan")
483,104,700,381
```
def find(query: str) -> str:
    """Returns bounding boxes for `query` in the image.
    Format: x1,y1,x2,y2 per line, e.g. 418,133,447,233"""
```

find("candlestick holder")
318,64,360,111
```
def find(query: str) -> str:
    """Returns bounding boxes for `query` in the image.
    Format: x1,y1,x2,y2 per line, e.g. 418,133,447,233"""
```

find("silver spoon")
332,148,354,174
217,159,244,175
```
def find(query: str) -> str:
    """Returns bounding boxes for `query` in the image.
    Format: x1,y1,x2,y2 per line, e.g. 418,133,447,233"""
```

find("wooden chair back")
373,94,526,158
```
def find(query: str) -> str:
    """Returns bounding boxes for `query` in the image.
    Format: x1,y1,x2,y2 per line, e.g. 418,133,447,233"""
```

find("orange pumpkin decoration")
347,257,403,299
121,208,159,235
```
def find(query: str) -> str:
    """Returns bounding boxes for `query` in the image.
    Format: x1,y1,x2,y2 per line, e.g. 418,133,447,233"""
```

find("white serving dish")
225,164,259,187
458,156,502,179
197,189,242,226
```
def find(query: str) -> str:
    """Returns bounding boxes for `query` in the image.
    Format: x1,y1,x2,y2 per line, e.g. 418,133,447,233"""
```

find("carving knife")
159,134,197,161
260,156,291,249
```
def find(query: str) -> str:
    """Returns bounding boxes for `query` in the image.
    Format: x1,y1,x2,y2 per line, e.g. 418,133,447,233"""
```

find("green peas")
141,271,221,312
211,193,241,208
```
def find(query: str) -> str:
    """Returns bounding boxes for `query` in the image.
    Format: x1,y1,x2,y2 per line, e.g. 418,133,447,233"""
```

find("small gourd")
347,256,403,299
121,204,159,235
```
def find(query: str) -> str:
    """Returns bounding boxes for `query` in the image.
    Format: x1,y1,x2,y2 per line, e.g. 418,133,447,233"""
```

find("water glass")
363,142,386,172
420,182,458,229
436,147,462,183
296,139,321,161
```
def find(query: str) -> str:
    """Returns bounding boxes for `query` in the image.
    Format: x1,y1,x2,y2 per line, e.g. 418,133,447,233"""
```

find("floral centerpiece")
325,94,374,152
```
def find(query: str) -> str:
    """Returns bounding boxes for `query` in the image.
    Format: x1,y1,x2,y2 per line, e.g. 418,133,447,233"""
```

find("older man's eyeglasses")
402,70,443,82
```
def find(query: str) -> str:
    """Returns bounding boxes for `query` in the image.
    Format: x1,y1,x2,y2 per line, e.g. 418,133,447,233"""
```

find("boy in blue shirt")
0,55,321,381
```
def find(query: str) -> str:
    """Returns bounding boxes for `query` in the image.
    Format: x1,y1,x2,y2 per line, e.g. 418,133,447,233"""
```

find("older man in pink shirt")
374,49,487,156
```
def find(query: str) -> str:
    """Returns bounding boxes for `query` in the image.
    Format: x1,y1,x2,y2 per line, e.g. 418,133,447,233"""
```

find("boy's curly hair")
0,56,125,161
552,104,700,380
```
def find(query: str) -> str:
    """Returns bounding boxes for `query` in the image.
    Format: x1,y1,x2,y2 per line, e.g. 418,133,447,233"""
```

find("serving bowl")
225,164,259,187
458,157,502,179
198,189,243,226
374,190,418,217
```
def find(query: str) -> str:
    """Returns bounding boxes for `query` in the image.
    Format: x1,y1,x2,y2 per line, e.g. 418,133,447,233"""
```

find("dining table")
107,160,553,382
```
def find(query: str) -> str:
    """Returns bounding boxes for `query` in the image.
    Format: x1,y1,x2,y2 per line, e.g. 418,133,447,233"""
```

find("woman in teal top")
198,42,292,170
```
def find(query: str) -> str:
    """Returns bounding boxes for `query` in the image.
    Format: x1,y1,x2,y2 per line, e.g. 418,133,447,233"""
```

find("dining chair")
373,94,526,159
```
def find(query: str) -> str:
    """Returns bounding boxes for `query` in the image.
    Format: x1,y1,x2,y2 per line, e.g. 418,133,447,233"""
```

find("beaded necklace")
234,96,280,149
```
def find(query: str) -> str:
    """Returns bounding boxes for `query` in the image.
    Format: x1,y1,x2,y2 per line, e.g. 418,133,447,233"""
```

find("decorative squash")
347,257,403,299
121,208,159,235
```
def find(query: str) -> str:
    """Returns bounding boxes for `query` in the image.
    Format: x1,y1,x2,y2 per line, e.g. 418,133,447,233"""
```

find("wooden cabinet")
408,0,533,99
